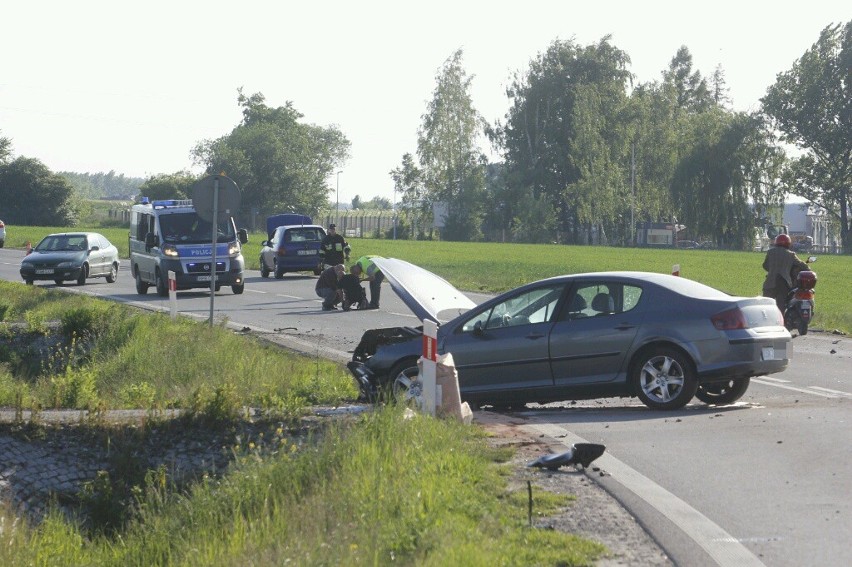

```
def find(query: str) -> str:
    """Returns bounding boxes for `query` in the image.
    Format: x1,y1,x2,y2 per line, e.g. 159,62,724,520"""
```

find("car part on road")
528,443,607,470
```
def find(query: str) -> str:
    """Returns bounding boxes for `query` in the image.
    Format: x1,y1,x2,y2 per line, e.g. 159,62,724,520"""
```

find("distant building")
783,202,839,253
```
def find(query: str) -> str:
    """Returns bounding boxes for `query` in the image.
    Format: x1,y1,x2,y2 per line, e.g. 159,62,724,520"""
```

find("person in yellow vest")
351,255,384,309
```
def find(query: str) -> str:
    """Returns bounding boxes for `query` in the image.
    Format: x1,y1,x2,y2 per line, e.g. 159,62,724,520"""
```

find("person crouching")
316,264,345,311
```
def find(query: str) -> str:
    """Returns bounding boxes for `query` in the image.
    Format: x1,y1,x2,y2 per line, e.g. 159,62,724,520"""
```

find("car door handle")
526,332,547,340
615,324,635,331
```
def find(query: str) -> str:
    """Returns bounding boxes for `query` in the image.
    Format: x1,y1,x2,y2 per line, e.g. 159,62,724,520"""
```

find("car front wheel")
386,359,421,405
694,378,750,405
135,269,149,295
106,263,118,283
77,264,88,286
632,347,698,410
155,270,168,297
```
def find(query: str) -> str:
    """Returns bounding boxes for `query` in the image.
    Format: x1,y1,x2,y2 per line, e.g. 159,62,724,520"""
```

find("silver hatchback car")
348,259,792,410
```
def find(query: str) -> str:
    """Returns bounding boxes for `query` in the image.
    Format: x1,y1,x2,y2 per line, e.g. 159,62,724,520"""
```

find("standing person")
762,234,809,311
315,264,345,311
351,255,384,309
319,224,351,269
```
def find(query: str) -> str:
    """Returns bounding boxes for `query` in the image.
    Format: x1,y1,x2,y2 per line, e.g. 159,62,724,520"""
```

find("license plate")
196,275,212,281
297,250,317,256
761,346,775,361
35,268,54,274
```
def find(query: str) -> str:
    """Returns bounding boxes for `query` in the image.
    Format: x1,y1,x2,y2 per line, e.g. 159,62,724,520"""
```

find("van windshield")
159,213,236,244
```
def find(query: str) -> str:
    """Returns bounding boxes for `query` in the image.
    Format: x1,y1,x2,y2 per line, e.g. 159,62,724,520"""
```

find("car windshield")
35,235,88,252
159,212,236,244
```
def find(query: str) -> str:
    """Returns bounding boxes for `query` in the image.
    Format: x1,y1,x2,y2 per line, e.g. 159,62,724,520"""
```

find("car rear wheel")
694,378,750,405
632,347,698,410
77,265,88,286
106,263,118,283
135,269,149,295
274,260,284,279
386,359,421,405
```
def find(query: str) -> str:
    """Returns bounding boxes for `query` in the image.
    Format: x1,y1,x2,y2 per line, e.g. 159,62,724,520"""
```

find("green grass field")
9,226,851,334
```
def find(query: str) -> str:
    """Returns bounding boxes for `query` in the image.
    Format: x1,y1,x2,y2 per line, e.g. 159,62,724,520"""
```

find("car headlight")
162,244,179,257
57,261,76,268
228,241,241,257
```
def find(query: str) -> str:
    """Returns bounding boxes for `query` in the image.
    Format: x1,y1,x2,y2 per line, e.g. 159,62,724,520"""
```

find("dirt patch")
477,412,673,566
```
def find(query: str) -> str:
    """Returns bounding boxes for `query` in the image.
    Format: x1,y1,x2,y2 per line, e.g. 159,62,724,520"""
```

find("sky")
1,1,848,207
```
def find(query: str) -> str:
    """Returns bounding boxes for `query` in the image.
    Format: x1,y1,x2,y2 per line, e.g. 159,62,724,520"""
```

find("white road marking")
754,376,790,383
752,378,843,398
525,422,766,567
808,386,852,397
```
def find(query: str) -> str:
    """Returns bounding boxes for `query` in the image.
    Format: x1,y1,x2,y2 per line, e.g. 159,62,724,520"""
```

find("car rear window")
285,228,324,242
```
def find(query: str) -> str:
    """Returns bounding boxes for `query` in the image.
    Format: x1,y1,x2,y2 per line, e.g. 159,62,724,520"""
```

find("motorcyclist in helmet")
762,233,809,311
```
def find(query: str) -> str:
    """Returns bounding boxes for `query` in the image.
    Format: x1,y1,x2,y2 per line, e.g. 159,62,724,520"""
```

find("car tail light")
711,307,748,330
277,248,287,256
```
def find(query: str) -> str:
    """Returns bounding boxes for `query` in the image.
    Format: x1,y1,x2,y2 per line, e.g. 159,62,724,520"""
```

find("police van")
129,198,248,296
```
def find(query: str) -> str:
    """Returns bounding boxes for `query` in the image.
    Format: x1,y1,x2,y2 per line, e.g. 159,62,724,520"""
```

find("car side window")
561,282,643,320
460,284,564,332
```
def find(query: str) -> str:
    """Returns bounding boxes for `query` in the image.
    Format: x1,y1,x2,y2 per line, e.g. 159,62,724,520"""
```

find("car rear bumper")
697,334,791,380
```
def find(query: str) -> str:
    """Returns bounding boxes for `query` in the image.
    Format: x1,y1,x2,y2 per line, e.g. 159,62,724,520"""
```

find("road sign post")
191,174,241,326
420,318,438,415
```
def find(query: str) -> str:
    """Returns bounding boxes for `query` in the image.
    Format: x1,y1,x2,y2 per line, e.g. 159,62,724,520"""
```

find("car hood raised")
371,257,476,323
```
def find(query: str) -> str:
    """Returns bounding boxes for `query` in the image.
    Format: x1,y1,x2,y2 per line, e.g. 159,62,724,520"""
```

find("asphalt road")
1,248,849,566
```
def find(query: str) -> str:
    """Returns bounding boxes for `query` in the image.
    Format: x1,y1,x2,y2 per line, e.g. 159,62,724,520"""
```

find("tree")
498,36,632,243
0,157,78,225
762,21,852,253
138,172,198,201
193,90,351,218
417,49,487,241
0,131,11,164
663,46,712,115
389,153,429,238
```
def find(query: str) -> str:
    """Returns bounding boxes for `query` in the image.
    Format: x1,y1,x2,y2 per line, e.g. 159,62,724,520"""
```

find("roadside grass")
1,406,605,566
0,281,356,413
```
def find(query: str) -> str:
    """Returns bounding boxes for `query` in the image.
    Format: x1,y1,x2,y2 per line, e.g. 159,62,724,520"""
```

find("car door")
89,235,107,275
550,280,645,385
442,283,566,395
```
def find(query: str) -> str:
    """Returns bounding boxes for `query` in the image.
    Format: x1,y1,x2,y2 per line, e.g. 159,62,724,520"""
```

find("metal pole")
336,171,341,226
209,177,219,326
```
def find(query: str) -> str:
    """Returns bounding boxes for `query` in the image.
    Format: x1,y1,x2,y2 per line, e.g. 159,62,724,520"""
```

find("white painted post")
420,318,438,416
168,270,178,319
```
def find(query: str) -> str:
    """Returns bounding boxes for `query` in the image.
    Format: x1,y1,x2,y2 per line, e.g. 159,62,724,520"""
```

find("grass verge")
1,407,606,566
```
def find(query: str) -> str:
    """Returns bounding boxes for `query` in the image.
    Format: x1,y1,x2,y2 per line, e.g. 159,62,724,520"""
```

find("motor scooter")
784,256,817,336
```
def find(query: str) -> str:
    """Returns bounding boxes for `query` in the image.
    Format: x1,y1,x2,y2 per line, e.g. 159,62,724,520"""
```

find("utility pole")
335,171,342,226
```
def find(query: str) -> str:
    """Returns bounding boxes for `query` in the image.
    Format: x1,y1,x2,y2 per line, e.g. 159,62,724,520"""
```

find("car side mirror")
238,228,248,244
90,246,99,251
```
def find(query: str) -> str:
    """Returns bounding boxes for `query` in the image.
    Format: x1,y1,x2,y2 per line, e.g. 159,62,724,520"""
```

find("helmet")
774,234,791,248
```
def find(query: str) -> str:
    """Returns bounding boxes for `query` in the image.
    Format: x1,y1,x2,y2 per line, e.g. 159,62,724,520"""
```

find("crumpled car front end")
348,326,423,401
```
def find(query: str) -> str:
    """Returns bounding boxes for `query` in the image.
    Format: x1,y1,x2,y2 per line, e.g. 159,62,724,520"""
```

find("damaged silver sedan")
348,259,792,410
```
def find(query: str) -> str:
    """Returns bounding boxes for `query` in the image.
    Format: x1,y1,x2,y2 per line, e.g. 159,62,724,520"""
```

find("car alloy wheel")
633,347,698,410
